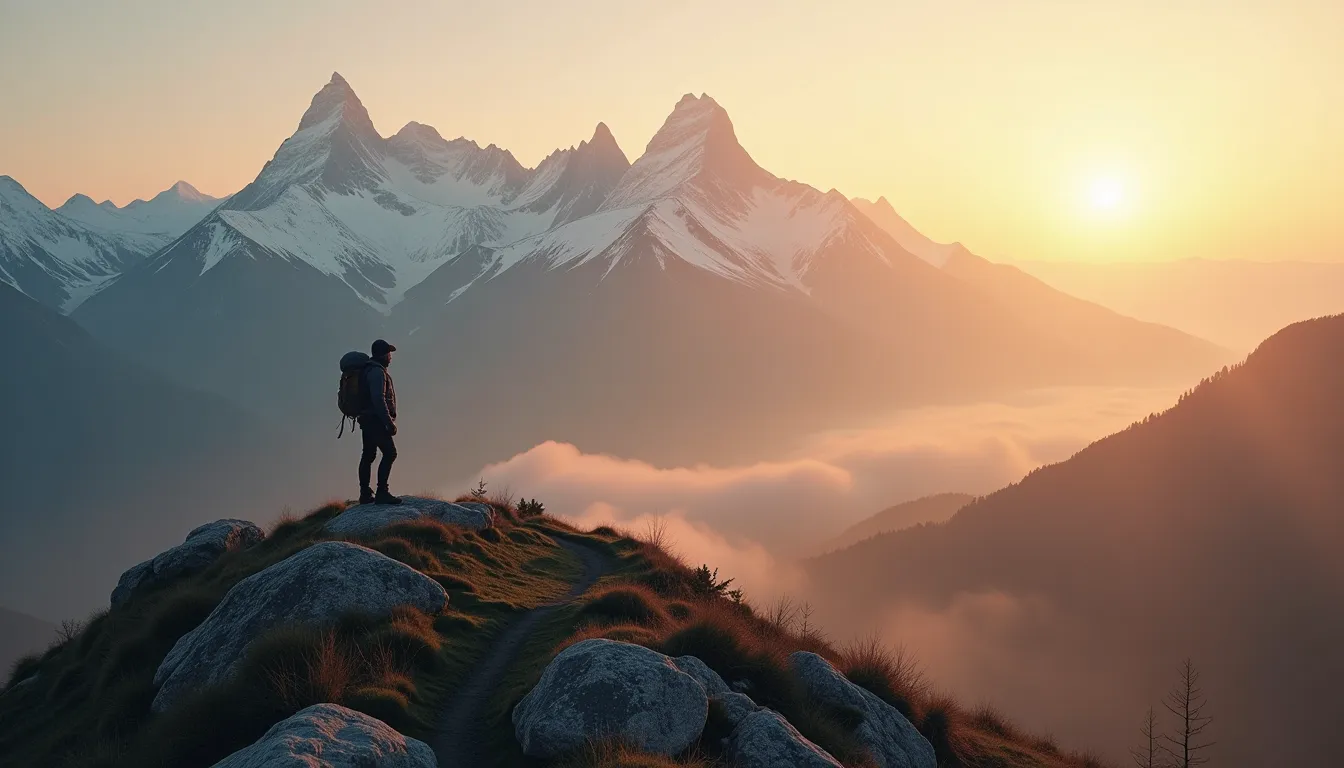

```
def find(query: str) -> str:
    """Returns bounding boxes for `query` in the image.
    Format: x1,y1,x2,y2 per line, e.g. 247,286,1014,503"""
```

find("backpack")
337,351,372,437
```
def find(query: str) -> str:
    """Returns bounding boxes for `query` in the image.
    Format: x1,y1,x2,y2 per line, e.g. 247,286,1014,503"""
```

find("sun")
1088,176,1126,212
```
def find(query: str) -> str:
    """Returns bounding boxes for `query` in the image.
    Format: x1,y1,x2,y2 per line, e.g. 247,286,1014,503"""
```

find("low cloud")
455,386,1178,561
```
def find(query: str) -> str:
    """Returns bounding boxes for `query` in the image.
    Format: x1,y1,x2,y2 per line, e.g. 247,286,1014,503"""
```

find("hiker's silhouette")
341,339,400,505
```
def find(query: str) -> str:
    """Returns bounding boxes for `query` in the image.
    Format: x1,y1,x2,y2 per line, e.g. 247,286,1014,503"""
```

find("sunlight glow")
1089,177,1126,211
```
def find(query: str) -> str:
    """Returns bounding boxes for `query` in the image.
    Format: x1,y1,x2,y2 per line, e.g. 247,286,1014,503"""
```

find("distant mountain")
0,281,330,619
818,493,973,554
0,177,218,313
809,315,1344,767
78,74,1226,484
0,607,54,682
0,176,148,311
57,180,220,242
1017,258,1344,350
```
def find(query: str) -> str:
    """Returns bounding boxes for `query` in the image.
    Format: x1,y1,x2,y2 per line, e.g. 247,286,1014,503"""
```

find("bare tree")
1160,659,1214,767
1131,707,1166,768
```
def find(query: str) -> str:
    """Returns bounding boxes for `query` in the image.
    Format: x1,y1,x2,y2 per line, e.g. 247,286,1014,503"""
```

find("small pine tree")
517,498,545,517
690,564,737,599
469,478,488,500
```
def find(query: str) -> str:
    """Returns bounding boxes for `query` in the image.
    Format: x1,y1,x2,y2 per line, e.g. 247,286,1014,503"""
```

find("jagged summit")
296,71,375,134
510,122,630,224
600,92,765,211
589,121,616,146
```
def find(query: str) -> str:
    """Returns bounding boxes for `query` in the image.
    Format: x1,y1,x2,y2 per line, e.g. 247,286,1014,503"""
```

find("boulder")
210,703,437,767
152,542,447,712
727,709,844,768
674,655,731,696
325,497,495,537
790,652,936,768
674,655,757,726
714,691,759,728
513,639,708,758
111,519,264,605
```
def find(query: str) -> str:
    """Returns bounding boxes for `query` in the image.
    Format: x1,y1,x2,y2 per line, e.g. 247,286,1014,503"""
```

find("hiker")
340,339,402,505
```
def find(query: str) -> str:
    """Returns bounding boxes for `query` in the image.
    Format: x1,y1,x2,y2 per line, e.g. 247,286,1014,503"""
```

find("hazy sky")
1,0,1340,263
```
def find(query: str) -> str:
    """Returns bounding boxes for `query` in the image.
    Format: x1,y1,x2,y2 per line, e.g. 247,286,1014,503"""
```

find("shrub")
517,498,546,518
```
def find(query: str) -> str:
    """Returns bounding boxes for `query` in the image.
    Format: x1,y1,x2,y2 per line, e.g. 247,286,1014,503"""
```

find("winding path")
430,537,611,766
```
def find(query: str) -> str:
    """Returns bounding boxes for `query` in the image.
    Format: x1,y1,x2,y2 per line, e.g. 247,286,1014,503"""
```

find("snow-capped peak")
225,72,386,210
296,72,375,135
162,181,211,203
600,93,765,211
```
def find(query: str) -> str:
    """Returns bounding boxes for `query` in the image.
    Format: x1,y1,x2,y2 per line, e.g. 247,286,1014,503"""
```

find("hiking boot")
374,489,402,505
358,488,375,505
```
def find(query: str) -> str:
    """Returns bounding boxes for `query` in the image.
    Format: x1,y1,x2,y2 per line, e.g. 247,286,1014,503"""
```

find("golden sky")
1,0,1340,263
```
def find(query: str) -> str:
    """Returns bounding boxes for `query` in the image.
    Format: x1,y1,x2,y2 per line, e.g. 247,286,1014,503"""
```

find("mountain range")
65,73,1225,485
0,177,218,311
808,314,1344,767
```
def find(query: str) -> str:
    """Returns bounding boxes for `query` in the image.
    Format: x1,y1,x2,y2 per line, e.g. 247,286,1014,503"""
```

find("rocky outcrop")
790,652,936,768
512,639,708,758
111,519,264,605
152,542,447,712
210,704,437,767
325,497,495,537
727,709,844,768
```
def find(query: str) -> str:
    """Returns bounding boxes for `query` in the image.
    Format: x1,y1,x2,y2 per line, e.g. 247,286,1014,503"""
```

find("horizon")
2,0,1341,264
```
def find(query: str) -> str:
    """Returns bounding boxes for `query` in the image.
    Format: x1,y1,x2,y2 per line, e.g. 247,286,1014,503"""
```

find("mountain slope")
809,315,1344,766
853,195,1231,380
851,197,957,267
818,493,974,554
1018,258,1344,350
0,281,329,618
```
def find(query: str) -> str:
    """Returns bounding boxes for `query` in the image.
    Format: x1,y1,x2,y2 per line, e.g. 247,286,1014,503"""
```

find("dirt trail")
430,537,610,766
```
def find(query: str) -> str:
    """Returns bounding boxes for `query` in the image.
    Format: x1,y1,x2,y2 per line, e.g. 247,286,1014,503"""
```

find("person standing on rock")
358,339,401,506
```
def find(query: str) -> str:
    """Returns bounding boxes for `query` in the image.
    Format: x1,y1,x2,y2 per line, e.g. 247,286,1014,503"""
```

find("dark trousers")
358,420,397,492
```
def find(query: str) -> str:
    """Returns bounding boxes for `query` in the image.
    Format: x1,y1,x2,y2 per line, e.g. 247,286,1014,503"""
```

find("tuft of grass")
6,652,42,689
918,694,967,767
969,703,1026,743
840,635,928,722
577,585,670,628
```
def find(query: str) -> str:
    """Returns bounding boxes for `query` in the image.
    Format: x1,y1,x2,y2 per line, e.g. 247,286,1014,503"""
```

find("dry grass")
577,584,672,628
839,635,929,722
551,738,718,767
